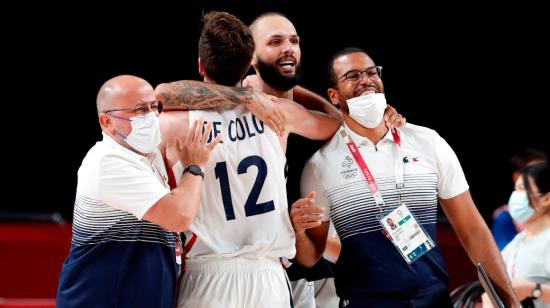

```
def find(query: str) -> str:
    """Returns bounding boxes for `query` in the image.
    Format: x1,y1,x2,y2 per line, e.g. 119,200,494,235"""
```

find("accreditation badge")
379,203,435,264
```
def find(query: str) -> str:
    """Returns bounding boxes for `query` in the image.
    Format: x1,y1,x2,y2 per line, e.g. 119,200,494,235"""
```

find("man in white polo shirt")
294,48,519,307
56,75,221,307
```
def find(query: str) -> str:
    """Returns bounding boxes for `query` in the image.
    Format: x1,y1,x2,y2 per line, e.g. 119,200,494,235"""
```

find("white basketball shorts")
177,257,292,308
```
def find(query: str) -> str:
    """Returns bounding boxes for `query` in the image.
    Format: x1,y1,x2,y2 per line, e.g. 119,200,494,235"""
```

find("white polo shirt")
73,132,171,246
301,123,469,296
57,133,178,307
301,123,469,240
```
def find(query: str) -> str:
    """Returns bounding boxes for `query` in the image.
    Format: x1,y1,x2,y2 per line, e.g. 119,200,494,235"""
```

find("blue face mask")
508,191,534,224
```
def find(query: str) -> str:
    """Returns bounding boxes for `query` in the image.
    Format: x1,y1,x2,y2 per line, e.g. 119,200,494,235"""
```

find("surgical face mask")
508,191,534,224
346,93,387,128
115,112,161,154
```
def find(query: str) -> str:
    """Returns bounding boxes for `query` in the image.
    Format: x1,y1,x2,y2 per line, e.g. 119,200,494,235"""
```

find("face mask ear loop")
107,113,131,141
115,130,128,140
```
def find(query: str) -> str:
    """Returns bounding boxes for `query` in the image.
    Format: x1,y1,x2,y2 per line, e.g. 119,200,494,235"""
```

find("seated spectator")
492,148,547,250
485,163,550,307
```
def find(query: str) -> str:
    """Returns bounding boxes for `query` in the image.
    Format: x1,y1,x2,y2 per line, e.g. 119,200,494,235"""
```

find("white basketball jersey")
185,105,295,260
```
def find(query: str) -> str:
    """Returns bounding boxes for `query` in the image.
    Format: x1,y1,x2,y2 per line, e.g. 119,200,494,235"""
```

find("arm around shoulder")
293,85,341,119
155,80,255,110
280,98,341,141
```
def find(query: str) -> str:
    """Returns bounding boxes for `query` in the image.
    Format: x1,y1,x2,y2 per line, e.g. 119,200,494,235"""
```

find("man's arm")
325,231,341,261
293,160,334,267
143,119,222,232
293,85,341,119
439,191,519,307
156,80,255,110
279,99,341,140
290,192,330,267
156,80,284,136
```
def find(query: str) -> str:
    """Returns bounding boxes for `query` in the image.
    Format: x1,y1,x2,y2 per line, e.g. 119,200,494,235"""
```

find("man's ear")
327,88,340,106
251,53,258,71
98,113,112,131
198,57,205,77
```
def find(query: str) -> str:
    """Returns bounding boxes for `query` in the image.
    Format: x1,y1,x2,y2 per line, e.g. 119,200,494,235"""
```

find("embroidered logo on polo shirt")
341,156,358,179
403,156,419,163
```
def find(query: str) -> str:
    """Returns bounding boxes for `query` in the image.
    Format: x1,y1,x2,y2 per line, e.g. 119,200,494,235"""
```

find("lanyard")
148,153,169,186
509,233,524,279
342,126,404,214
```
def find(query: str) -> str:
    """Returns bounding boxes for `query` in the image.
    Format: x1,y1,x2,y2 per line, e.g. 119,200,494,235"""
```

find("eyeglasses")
337,66,382,83
103,101,163,116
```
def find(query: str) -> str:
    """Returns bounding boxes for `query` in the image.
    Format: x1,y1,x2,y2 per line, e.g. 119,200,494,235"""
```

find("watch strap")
183,165,204,179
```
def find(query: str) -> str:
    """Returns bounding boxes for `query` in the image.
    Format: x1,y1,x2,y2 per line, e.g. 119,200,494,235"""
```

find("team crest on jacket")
341,156,357,179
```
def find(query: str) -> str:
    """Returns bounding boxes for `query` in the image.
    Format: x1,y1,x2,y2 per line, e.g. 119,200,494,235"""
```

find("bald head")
96,75,153,116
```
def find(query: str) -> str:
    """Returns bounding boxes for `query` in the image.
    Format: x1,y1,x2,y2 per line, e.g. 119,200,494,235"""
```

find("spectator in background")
484,163,550,307
492,148,548,250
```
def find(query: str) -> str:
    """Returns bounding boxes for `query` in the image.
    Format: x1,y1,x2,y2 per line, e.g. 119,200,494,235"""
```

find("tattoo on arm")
218,87,253,106
159,80,254,110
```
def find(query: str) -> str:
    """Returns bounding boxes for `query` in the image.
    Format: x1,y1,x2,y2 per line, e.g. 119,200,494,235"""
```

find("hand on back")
173,118,222,169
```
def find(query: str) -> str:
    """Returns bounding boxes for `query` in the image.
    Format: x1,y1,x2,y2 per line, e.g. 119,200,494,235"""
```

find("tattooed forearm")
157,80,255,110
218,87,253,106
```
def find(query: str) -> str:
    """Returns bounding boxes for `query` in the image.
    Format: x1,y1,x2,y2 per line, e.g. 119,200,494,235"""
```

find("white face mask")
508,190,534,224
346,93,387,128
115,112,161,154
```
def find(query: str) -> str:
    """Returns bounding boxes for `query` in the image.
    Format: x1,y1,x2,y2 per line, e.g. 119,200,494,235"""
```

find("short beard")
256,57,301,92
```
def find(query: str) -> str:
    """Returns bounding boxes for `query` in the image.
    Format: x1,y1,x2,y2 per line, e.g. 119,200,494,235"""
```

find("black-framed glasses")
103,101,163,116
337,66,382,83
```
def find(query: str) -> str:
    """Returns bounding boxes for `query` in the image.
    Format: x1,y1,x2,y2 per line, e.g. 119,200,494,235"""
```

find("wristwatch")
183,165,204,179
532,282,542,299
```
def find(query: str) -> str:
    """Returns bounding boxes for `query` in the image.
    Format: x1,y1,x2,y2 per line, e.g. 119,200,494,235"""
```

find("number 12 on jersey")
214,155,275,220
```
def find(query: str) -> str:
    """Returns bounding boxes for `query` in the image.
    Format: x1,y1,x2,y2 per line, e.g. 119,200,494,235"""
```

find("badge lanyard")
509,233,524,279
162,154,183,272
341,125,435,264
341,126,403,215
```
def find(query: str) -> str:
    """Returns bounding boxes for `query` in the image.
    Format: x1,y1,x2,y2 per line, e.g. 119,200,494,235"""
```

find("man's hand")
247,91,285,136
175,118,222,169
384,104,406,129
290,191,325,235
242,74,261,90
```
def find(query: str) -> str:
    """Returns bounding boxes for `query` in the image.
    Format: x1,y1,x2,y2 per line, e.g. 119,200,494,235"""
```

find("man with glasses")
296,48,519,307
246,13,405,308
56,75,222,307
